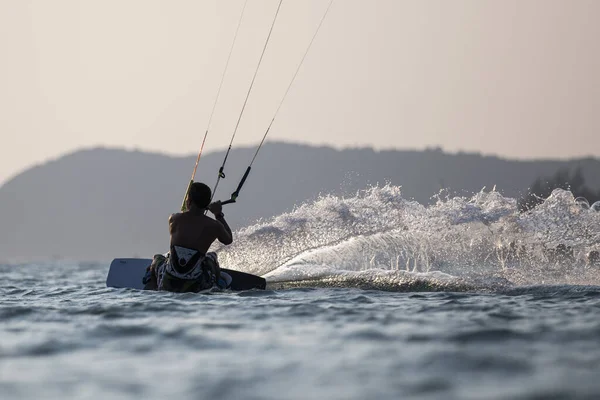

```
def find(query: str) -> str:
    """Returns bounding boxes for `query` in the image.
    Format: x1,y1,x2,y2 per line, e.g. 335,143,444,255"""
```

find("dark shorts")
143,252,220,293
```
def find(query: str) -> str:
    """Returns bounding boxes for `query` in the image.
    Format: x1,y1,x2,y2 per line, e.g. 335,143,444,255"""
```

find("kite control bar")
218,166,251,206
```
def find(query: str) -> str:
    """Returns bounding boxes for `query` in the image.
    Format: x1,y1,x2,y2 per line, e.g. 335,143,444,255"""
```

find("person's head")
187,182,212,209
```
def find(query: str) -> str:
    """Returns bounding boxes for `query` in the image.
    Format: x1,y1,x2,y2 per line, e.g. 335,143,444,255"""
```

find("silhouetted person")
143,182,233,292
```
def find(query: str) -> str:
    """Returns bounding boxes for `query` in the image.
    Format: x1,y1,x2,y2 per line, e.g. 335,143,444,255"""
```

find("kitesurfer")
143,182,233,292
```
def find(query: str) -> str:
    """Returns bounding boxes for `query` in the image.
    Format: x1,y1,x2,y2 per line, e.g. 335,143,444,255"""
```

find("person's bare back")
169,207,232,255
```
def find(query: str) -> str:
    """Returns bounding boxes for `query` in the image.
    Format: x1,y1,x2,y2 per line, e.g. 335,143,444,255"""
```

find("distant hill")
1,142,599,261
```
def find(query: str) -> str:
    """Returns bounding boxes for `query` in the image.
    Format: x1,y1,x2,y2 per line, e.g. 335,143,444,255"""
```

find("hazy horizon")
5,139,600,189
2,0,600,186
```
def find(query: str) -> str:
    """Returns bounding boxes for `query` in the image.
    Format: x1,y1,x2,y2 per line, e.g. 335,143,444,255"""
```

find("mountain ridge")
1,142,598,261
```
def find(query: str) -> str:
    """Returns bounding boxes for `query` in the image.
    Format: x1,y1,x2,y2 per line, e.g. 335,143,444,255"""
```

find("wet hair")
188,182,212,208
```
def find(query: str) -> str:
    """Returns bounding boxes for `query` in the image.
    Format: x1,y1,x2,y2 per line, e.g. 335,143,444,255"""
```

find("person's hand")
208,201,223,216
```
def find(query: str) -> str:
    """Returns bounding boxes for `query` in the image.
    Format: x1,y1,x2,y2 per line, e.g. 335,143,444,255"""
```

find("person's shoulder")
207,215,224,228
207,215,220,225
169,212,183,222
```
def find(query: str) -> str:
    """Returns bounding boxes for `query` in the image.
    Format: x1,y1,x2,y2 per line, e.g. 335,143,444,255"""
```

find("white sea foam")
215,185,600,287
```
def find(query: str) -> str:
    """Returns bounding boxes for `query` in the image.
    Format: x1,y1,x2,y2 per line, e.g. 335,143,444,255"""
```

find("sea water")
2,186,600,400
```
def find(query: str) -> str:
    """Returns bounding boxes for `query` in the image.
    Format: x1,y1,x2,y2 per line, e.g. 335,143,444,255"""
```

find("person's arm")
168,213,179,234
215,213,233,245
208,201,233,245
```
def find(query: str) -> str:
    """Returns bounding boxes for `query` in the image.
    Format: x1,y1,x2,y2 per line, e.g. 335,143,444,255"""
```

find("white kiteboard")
106,258,266,291
107,258,151,290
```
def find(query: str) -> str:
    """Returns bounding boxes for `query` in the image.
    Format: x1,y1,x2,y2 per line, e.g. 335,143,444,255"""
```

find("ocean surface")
2,187,600,399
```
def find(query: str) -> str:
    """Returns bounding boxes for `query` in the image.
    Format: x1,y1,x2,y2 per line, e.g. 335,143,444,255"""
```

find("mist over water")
217,185,600,290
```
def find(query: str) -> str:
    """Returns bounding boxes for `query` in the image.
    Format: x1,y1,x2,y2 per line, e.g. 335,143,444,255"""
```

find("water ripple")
2,262,600,400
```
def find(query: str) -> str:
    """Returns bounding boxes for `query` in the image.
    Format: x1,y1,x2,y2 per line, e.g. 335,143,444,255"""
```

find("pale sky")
1,0,599,186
